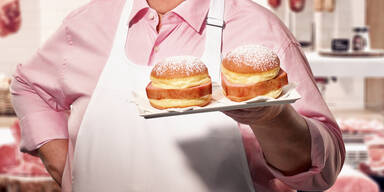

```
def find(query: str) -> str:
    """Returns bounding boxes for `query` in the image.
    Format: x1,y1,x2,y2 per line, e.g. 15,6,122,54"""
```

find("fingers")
223,109,253,116
222,107,274,125
222,104,286,125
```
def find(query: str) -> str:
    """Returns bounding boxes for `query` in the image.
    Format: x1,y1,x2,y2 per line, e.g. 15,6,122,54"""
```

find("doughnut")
221,45,288,102
146,56,212,109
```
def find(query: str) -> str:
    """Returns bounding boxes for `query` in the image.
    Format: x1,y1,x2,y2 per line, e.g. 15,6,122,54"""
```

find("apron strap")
113,0,134,55
201,0,225,83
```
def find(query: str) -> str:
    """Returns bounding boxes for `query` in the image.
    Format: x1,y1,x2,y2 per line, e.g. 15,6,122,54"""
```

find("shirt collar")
172,0,210,32
129,0,151,23
129,0,210,32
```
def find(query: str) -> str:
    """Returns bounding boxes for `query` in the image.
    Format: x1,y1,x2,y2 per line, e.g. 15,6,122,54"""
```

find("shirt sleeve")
10,23,71,154
264,42,346,191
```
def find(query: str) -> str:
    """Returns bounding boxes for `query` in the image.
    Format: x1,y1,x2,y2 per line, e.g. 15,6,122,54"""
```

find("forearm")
250,104,311,175
38,139,68,186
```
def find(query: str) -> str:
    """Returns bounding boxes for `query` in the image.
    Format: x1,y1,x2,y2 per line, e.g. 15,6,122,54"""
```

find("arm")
224,43,345,191
10,23,71,185
264,105,310,174
224,104,311,175
251,105,311,175
38,139,68,186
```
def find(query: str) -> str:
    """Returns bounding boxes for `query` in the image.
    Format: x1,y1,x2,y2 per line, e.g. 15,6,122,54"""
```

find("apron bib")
72,0,255,191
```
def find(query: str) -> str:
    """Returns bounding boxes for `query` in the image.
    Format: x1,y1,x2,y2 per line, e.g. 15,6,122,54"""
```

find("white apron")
72,0,255,191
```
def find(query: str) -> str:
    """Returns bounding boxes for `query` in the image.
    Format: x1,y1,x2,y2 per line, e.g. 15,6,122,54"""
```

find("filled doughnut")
221,45,288,102
146,56,212,109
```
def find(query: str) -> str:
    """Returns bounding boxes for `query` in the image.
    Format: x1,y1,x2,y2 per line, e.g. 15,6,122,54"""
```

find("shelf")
305,52,384,77
0,116,17,128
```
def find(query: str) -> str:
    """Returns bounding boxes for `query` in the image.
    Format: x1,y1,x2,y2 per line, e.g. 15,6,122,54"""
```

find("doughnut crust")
146,56,212,109
151,56,209,79
222,44,280,74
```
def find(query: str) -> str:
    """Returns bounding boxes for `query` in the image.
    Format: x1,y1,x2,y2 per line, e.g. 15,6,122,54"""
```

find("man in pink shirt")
10,0,345,191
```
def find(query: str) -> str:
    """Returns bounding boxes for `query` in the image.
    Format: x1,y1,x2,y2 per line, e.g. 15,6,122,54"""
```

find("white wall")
0,0,90,76
252,0,270,9
315,0,366,50
255,0,366,110
39,0,90,43
255,0,366,50
0,0,41,75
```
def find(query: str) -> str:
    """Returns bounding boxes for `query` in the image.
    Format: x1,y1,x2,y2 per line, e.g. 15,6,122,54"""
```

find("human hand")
222,104,284,126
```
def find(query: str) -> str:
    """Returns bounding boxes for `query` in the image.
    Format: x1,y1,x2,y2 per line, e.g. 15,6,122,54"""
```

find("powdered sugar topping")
153,56,207,76
225,45,279,71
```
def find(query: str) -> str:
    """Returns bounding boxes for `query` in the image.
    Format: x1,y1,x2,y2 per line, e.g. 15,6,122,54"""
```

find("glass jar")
352,27,370,51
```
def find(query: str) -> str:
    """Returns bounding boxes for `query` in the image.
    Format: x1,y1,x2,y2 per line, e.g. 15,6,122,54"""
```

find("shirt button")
148,12,155,20
154,46,159,53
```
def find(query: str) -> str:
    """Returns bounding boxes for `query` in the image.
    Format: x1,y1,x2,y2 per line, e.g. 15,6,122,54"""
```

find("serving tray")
132,83,301,119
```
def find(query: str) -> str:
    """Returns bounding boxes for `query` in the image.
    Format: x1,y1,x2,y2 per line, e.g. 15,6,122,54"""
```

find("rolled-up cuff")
266,117,331,189
19,110,68,153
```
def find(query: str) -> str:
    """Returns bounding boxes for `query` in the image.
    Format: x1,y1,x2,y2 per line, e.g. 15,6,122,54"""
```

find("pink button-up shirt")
10,0,345,191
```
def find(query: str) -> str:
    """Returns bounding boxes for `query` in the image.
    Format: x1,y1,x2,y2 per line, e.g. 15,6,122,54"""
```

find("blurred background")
0,0,383,191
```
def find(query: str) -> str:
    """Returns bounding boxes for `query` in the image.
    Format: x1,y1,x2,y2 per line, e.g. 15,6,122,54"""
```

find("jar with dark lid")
352,27,370,51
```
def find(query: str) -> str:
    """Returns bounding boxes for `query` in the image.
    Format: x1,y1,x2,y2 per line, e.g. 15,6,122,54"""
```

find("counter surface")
306,52,384,77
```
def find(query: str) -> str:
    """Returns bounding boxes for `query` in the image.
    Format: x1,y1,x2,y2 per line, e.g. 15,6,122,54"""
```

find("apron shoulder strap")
201,0,225,83
112,0,134,54
206,0,225,28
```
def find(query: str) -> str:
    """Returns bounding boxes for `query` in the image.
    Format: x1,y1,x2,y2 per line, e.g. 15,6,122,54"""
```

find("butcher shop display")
326,166,380,192
0,0,21,37
337,118,384,134
0,121,60,191
365,135,384,173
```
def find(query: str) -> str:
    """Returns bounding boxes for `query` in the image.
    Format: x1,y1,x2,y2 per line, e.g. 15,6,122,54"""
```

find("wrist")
249,105,312,175
250,104,308,143
248,104,286,129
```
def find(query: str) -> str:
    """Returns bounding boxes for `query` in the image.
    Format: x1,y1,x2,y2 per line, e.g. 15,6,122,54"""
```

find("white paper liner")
132,83,300,118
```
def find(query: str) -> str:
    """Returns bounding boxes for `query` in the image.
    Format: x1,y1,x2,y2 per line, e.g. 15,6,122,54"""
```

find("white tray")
132,83,301,119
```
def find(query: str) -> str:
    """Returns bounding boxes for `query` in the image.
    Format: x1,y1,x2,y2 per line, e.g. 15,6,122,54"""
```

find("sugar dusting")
225,45,279,71
153,56,207,76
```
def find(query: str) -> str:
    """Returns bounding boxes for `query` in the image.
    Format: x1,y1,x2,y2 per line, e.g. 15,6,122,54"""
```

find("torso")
61,0,297,191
